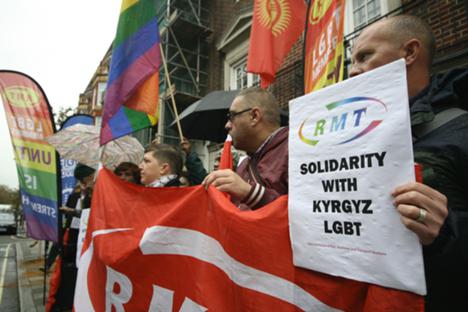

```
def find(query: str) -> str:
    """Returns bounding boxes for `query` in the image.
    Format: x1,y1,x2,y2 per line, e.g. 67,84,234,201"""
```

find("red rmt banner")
74,169,423,311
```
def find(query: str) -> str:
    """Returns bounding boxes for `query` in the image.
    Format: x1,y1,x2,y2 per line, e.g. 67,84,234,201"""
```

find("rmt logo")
298,96,387,146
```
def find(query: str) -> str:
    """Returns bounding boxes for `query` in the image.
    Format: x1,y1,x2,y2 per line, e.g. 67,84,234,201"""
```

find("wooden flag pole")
160,45,184,141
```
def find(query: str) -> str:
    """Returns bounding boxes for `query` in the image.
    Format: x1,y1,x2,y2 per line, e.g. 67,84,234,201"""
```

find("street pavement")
15,236,49,312
0,238,18,312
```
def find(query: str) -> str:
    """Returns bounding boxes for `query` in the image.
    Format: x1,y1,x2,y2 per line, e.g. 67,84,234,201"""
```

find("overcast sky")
0,0,121,189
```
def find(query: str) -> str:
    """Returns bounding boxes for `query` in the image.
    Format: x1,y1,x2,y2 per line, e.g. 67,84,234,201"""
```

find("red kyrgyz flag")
74,169,424,311
247,0,307,88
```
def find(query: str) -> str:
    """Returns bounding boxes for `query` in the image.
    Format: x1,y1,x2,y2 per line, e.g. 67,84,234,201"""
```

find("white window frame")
95,82,106,108
224,40,260,90
94,116,102,127
353,0,382,29
344,0,401,35
230,58,259,90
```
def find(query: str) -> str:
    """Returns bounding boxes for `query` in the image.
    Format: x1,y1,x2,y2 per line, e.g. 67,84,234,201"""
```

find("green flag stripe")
123,106,152,129
17,166,57,201
115,0,157,47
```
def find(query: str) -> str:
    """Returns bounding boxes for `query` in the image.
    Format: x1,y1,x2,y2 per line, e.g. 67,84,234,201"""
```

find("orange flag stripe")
125,72,159,116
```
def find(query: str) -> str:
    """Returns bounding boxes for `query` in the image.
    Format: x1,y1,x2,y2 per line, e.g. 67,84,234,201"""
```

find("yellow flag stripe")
148,113,158,125
120,0,139,13
12,139,56,174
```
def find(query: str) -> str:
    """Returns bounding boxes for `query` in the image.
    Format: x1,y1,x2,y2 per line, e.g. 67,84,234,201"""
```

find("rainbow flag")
100,0,160,145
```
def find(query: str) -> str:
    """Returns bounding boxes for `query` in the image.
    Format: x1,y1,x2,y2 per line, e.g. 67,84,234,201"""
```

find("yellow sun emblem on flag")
255,0,291,37
309,0,333,24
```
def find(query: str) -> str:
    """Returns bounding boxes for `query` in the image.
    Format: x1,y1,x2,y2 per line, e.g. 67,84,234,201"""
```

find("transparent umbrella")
45,124,144,170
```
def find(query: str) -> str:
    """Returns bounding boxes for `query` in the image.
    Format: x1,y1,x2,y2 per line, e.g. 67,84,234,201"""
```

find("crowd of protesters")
47,15,467,312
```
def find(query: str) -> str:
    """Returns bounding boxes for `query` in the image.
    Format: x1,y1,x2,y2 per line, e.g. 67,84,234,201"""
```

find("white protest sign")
288,59,426,295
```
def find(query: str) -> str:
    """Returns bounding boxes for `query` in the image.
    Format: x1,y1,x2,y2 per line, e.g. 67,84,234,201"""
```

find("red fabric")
74,169,424,311
46,229,69,312
219,137,233,170
247,0,306,88
303,0,346,92
415,163,423,183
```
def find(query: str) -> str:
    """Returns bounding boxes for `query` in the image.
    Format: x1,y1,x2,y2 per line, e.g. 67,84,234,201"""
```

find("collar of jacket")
247,127,288,160
147,174,179,188
410,68,468,127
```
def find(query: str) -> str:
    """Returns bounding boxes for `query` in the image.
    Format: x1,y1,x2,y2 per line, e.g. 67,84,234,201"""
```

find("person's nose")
225,120,232,131
349,64,362,78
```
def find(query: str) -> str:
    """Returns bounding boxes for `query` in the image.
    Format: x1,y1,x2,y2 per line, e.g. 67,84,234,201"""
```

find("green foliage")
0,184,18,204
0,185,21,222
54,106,74,127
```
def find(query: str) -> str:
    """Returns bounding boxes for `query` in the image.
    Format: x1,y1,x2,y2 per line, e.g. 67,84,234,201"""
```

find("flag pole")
303,0,313,95
159,45,184,141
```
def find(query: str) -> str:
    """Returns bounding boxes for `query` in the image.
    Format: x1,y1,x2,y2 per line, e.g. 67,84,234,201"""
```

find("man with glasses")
203,87,288,210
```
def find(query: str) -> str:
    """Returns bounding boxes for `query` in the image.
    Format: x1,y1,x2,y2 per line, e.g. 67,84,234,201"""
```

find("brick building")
77,0,468,169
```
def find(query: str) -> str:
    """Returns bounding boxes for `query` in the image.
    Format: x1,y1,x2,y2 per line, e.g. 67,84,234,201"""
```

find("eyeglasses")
226,108,252,121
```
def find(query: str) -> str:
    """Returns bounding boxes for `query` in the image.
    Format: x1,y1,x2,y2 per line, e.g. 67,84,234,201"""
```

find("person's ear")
160,162,170,175
402,39,421,66
250,107,261,124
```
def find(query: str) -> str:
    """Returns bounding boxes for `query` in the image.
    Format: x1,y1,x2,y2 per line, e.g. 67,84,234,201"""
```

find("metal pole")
168,27,200,93
160,45,184,141
43,240,49,305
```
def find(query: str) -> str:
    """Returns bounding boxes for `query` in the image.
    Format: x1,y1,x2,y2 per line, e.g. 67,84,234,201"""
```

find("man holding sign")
350,15,468,311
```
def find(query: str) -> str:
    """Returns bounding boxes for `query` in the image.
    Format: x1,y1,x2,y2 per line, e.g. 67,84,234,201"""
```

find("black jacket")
165,177,182,187
62,191,91,263
411,69,468,312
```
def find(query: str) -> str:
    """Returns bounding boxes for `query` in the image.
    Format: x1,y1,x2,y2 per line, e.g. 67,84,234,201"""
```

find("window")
345,0,401,33
235,62,247,89
95,82,107,108
218,11,255,90
94,116,102,127
230,59,259,90
353,0,381,28
252,70,260,87
344,0,401,76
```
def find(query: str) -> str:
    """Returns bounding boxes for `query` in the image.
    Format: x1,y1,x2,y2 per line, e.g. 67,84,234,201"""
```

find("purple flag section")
0,70,60,242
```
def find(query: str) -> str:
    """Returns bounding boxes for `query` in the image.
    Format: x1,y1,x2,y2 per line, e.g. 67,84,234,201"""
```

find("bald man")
350,15,468,311
203,87,288,210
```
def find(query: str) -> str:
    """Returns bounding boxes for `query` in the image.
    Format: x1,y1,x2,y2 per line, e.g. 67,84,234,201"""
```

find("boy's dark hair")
145,143,183,176
74,163,95,182
114,162,141,184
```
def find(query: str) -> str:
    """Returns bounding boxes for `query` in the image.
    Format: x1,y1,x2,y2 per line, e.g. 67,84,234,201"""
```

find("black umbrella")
171,90,289,143
170,90,239,143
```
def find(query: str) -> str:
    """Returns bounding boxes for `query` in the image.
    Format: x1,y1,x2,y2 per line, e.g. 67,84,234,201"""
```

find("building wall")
207,1,245,91
267,0,468,110
79,0,468,155
402,0,468,71
81,0,468,112
271,39,304,110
